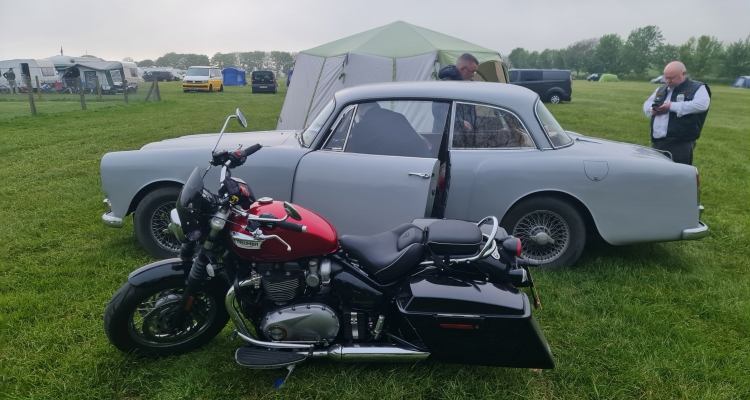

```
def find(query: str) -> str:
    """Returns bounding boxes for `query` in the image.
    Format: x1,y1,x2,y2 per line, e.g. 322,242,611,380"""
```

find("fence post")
144,80,155,101
35,76,42,101
78,77,87,110
95,77,102,101
154,78,161,101
25,76,37,116
123,79,129,104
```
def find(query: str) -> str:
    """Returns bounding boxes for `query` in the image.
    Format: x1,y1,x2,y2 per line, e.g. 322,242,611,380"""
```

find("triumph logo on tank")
233,238,263,249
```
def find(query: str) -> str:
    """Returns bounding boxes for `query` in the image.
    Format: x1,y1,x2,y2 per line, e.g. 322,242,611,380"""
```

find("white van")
0,59,59,89
121,61,143,87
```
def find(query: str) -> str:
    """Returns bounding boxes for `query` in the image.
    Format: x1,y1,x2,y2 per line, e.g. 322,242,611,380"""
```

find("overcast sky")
0,0,747,62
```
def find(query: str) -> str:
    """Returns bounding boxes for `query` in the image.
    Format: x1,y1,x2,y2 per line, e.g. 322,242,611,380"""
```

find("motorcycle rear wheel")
104,276,229,356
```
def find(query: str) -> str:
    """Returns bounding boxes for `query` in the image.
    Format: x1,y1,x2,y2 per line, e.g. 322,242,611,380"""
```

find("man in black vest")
643,61,711,165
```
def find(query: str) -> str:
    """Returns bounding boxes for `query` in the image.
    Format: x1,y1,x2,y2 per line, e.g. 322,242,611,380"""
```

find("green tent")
278,21,507,130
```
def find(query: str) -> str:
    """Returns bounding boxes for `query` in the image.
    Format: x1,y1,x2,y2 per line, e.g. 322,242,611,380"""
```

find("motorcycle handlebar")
516,257,540,267
241,143,262,158
275,220,307,233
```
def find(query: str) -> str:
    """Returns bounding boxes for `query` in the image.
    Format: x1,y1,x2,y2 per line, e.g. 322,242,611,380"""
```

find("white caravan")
0,59,59,89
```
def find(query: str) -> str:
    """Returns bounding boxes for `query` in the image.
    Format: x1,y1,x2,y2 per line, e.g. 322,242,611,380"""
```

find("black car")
251,70,277,94
587,73,601,81
142,71,174,82
509,69,572,103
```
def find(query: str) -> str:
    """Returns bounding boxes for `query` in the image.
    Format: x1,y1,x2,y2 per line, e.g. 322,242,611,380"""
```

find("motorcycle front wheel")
104,276,229,356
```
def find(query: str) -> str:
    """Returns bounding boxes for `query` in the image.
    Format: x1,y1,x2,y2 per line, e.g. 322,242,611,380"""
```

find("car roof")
188,66,217,69
332,81,539,106
252,70,274,74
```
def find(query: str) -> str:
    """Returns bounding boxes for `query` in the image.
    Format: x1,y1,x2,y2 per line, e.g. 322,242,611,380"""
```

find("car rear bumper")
682,221,708,240
103,212,123,228
252,84,275,92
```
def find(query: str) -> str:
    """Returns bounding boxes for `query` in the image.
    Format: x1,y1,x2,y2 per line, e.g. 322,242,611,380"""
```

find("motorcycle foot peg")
230,330,238,341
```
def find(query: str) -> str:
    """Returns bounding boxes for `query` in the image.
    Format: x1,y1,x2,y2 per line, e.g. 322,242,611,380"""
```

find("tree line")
507,26,749,78
134,51,297,74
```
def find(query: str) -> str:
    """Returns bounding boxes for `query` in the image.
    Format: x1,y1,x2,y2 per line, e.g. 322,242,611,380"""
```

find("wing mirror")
283,201,302,221
236,108,247,128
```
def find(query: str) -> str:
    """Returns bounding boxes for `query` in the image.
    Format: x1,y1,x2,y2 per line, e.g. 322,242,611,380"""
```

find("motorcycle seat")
340,223,424,281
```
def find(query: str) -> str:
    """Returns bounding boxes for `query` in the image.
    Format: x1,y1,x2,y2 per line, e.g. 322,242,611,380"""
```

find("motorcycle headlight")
168,208,187,243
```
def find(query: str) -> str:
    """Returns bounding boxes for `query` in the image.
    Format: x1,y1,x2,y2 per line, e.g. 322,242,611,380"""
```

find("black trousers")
651,138,696,165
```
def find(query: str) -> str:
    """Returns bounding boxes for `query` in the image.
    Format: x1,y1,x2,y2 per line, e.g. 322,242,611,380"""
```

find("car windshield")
535,101,572,147
301,99,335,147
186,68,209,76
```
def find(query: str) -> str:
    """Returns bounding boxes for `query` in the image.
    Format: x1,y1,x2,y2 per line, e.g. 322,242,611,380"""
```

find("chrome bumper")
102,198,123,228
682,221,708,240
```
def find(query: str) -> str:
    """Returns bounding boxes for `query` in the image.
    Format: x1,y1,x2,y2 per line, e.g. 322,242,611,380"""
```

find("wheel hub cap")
513,210,570,263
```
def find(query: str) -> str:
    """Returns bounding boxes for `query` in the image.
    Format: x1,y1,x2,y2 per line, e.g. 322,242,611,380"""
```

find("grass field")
1,80,748,399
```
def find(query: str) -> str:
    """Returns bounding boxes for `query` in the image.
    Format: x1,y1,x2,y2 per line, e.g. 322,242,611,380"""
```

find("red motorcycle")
104,110,553,385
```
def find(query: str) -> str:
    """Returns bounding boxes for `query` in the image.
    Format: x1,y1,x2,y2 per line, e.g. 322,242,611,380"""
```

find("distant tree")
238,51,267,71
553,49,567,70
270,51,295,74
527,51,540,69
651,44,679,71
138,59,155,67
155,53,209,69
538,49,554,69
211,52,237,69
691,35,724,77
595,34,624,74
566,38,598,74
678,37,697,71
622,26,663,74
720,35,750,78
122,57,134,62
508,47,529,69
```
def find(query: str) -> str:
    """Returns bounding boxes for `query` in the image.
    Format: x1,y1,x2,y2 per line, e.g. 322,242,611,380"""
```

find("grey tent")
277,21,507,130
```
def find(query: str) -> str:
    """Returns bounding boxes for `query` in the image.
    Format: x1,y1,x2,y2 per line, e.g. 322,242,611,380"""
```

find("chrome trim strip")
534,98,572,150
682,221,709,240
102,212,123,228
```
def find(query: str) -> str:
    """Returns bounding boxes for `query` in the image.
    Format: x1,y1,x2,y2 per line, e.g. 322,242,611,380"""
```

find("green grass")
1,80,748,399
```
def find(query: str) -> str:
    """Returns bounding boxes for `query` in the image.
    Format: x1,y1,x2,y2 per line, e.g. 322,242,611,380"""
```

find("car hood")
140,130,298,151
563,131,672,162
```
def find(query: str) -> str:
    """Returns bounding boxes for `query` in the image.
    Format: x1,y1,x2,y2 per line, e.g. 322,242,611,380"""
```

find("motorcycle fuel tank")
228,200,339,262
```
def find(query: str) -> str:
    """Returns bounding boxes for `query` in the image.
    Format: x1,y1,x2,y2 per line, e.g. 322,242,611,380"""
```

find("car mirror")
236,108,247,128
283,201,302,221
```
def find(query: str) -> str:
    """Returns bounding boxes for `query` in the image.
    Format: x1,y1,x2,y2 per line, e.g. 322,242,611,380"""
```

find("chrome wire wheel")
129,288,218,347
150,201,181,253
512,210,570,263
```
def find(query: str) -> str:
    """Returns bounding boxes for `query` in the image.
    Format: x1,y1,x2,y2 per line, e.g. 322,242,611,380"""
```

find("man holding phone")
643,61,711,165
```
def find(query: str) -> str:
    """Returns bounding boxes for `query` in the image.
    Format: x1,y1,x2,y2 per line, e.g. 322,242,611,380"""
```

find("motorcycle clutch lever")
251,229,292,252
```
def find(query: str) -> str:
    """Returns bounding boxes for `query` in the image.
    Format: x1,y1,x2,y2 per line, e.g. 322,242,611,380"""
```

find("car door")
292,100,448,236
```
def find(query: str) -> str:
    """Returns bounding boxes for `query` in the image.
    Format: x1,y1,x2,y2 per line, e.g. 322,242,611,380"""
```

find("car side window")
521,71,543,81
509,71,519,82
339,100,448,158
322,105,356,151
451,103,535,149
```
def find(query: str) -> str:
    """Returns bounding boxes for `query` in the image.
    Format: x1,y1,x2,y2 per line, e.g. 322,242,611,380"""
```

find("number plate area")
259,85,268,88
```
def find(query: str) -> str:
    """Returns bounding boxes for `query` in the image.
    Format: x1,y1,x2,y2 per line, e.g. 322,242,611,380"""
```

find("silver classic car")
101,81,707,269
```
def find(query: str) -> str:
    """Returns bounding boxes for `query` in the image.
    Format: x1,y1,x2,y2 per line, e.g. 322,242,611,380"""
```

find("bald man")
643,61,711,165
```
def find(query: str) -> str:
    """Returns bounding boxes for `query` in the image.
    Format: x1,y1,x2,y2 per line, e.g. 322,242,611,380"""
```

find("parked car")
182,66,223,92
731,76,750,89
586,73,601,81
651,75,666,84
251,70,277,93
142,70,174,82
100,81,707,269
509,69,572,103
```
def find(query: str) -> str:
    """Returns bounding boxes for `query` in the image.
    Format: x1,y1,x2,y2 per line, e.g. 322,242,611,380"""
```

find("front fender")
127,258,186,287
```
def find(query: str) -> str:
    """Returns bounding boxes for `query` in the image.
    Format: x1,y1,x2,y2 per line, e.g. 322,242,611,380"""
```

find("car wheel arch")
501,190,606,245
126,180,184,216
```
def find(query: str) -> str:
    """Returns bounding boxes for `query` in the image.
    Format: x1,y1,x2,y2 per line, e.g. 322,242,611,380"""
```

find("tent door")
84,71,97,89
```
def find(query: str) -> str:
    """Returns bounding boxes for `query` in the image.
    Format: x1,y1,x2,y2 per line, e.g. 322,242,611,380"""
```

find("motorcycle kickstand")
275,363,298,389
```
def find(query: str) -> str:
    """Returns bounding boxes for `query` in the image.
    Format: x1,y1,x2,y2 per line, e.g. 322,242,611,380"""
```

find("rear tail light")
515,238,522,257
501,237,523,257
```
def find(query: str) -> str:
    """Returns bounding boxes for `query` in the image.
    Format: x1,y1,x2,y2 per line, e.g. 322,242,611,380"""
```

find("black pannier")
425,220,482,256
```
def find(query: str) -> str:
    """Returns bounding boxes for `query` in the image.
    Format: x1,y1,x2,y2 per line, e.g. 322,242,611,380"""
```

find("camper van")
0,59,59,90
121,61,143,88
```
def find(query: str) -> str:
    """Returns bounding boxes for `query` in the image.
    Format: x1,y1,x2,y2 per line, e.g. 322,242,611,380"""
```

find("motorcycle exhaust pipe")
307,344,429,362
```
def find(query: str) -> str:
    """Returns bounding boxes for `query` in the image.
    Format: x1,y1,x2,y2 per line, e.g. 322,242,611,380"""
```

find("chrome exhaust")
307,344,429,362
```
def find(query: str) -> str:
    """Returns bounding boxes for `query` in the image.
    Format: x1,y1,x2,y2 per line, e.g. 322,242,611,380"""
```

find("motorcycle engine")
257,262,305,305
261,303,340,342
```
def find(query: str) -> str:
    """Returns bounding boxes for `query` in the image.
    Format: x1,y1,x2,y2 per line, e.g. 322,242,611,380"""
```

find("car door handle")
408,172,430,179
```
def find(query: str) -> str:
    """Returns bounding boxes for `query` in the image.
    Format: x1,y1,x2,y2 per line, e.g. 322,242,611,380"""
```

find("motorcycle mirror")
283,201,302,221
236,108,247,128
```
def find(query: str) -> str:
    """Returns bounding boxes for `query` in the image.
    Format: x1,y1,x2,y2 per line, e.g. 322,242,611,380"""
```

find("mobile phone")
651,102,660,109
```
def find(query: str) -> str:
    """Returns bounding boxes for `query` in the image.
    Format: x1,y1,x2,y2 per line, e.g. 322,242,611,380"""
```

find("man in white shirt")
643,61,711,165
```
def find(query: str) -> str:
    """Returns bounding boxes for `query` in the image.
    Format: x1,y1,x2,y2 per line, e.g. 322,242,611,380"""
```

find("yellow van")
182,66,223,92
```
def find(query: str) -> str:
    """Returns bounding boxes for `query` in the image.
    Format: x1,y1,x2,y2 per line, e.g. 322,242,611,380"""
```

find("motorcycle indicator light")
515,238,522,257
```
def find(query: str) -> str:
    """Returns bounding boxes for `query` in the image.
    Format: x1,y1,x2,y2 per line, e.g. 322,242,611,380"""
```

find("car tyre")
548,93,563,104
501,196,586,269
218,84,223,92
134,186,182,259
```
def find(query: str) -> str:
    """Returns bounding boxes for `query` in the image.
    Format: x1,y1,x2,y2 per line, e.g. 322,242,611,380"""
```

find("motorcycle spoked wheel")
104,276,229,356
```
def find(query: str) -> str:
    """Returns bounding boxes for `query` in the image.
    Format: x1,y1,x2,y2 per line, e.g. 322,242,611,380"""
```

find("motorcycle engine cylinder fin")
260,303,340,343
258,262,305,305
